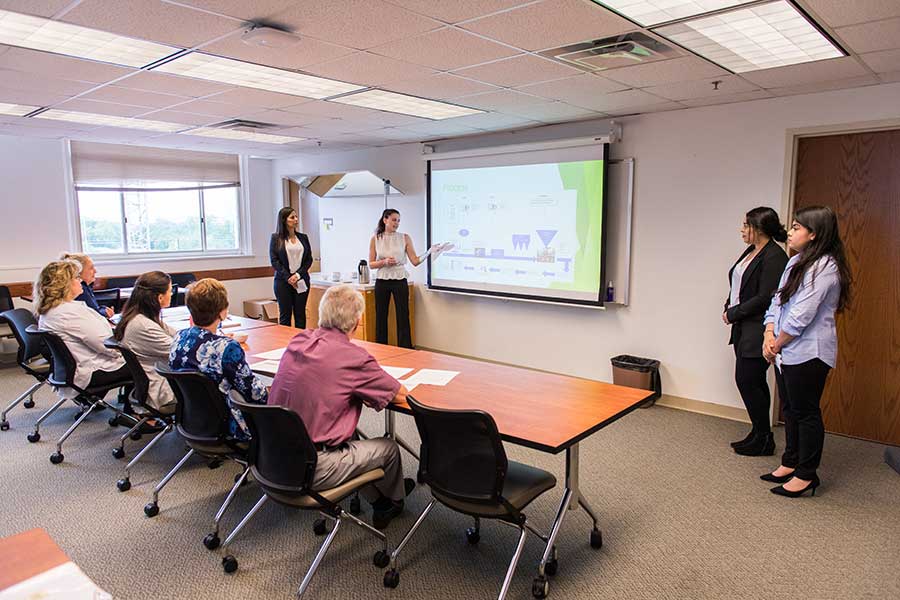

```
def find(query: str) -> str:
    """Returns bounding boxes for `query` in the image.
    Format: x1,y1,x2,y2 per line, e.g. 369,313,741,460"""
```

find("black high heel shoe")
760,470,793,484
770,475,820,498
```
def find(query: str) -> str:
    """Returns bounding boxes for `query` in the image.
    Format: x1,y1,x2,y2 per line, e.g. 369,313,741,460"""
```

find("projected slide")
429,159,605,303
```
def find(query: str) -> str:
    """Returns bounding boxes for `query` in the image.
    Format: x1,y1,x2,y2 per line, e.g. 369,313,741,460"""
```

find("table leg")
384,410,419,461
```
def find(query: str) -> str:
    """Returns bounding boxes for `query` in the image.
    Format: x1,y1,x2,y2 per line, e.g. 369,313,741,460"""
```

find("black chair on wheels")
103,276,137,289
218,394,390,598
103,338,176,491
152,365,252,548
0,308,51,430
383,397,558,600
170,273,195,307
23,325,135,464
93,288,121,313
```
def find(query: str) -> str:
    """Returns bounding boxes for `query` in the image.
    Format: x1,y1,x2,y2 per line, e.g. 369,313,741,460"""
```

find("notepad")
251,360,281,376
381,366,413,379
254,348,287,361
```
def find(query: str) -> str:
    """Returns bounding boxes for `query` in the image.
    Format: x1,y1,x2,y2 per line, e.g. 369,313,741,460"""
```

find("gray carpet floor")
1,363,898,600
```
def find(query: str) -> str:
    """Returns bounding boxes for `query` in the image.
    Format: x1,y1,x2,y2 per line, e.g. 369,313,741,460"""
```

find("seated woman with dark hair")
114,271,177,415
169,278,268,439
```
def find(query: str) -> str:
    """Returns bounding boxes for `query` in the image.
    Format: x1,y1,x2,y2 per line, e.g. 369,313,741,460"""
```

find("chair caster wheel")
590,529,603,549
373,550,390,568
313,519,327,536
203,533,221,550
0,421,9,431
465,527,480,545
144,502,159,517
116,478,131,492
545,558,558,577
130,432,142,441
50,452,64,464
112,447,125,459
24,399,35,409
207,459,222,469
108,417,118,427
222,555,238,573
383,569,399,588
27,432,40,443
532,575,549,598
350,496,361,514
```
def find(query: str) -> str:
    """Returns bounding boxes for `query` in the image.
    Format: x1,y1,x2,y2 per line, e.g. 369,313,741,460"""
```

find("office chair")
103,338,175,491
103,276,137,289
23,325,135,464
218,394,390,598
383,397,558,600
0,309,50,430
170,283,181,307
152,365,252,549
93,288,121,313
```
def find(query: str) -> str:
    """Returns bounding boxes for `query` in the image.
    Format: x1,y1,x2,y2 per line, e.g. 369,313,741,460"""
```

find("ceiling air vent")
540,32,678,72
208,119,281,132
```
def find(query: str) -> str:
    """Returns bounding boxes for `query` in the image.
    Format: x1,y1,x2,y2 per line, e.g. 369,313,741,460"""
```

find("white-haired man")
269,284,412,529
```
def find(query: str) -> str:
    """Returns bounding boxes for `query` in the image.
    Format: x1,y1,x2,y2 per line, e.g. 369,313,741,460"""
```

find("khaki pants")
312,437,405,502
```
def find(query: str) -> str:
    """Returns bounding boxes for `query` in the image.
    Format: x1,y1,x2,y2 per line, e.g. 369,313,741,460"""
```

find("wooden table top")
0,529,69,591
240,324,416,364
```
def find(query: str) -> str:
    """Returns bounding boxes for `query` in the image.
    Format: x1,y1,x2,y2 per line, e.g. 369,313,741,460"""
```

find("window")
77,183,241,256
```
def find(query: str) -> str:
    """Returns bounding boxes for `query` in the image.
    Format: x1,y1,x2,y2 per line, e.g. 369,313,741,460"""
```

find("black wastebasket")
611,355,661,408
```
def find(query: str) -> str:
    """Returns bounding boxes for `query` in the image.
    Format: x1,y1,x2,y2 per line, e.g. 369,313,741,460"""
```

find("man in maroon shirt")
269,285,412,529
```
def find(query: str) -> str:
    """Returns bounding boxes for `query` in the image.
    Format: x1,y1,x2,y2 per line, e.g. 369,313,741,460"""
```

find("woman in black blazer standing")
270,207,313,328
724,207,788,456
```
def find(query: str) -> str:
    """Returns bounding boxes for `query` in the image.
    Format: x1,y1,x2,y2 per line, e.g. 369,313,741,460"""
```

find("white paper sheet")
399,369,459,391
251,360,281,376
295,279,308,293
0,561,112,600
381,366,413,379
254,348,287,360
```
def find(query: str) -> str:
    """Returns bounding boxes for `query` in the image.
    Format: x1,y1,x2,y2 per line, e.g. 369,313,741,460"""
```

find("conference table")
231,322,653,583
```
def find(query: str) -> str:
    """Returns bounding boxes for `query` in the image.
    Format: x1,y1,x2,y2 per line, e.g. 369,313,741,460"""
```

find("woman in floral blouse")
169,278,267,439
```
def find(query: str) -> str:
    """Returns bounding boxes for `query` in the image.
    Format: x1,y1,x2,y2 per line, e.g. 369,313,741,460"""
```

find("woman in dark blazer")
724,206,788,456
270,207,313,328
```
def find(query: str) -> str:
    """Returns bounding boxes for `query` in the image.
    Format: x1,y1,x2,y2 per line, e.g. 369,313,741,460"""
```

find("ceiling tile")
338,111,431,128
385,73,497,99
453,54,583,87
605,101,685,117
281,99,382,120
114,71,234,97
303,52,436,87
643,75,759,101
0,86,69,106
860,48,900,73
453,89,548,110
385,0,532,24
205,88,312,109
0,47,137,83
289,119,385,136
835,18,900,53
767,74,881,97
602,57,727,88
741,56,870,88
54,97,154,116
269,0,441,50
879,70,900,83
0,1,71,17
166,0,296,21
681,89,774,108
516,74,628,103
372,127,429,141
81,85,192,109
370,27,518,71
199,35,355,71
460,0,634,52
134,109,219,125
442,112,540,131
803,0,900,28
397,120,484,136
62,0,242,49
569,88,671,112
0,68,96,96
170,98,244,117
502,101,600,122
232,109,330,127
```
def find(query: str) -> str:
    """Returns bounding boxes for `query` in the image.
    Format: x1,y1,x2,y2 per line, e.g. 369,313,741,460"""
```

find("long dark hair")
375,208,399,237
275,207,298,248
746,207,787,243
779,206,852,312
114,271,171,340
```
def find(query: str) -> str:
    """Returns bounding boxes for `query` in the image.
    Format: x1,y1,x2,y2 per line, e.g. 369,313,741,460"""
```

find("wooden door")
793,130,900,446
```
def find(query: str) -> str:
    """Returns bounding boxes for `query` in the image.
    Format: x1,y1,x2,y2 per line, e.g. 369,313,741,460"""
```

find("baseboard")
415,345,750,424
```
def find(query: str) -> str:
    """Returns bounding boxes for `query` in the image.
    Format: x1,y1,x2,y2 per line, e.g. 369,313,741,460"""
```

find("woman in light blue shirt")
761,206,852,498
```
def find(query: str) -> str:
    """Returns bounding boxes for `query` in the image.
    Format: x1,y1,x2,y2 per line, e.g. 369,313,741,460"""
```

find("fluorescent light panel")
0,102,39,116
0,9,179,68
330,89,482,120
182,127,305,144
154,52,364,100
596,0,755,26
36,110,186,132
656,0,842,72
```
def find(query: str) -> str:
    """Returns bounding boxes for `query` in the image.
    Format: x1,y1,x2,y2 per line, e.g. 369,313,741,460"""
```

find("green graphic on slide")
551,160,604,292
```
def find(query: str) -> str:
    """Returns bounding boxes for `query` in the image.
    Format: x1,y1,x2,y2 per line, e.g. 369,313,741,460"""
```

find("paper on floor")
0,561,111,600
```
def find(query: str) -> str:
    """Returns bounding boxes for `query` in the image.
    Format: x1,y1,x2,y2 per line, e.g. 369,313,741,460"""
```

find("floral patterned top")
169,326,268,440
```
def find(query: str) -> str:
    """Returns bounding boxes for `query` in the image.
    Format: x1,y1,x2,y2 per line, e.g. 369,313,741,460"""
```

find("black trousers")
734,350,772,435
374,278,411,349
274,278,308,329
775,358,831,480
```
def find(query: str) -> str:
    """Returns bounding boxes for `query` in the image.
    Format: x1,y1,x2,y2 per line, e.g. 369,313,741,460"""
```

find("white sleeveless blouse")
374,232,408,280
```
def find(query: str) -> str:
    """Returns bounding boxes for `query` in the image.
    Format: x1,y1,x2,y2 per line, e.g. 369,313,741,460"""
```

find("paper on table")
381,366,413,379
0,561,112,600
399,368,459,391
251,360,281,376
254,348,287,360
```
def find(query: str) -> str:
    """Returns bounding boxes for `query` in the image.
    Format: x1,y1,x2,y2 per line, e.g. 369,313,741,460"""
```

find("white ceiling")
0,0,897,158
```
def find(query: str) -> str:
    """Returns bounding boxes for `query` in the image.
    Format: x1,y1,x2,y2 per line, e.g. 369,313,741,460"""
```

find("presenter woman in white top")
270,207,313,328
368,209,432,349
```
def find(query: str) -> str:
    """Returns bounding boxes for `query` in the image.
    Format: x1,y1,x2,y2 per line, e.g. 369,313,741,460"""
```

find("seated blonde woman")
114,271,177,415
34,260,129,403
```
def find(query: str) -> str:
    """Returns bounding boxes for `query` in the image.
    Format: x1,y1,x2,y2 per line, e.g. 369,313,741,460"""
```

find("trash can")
611,355,661,408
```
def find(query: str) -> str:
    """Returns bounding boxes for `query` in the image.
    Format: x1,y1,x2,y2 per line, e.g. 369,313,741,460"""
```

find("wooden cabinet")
307,281,414,347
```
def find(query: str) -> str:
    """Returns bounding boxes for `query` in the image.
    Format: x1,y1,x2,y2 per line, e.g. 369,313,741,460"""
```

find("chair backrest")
25,325,76,388
155,364,232,445
409,396,508,505
0,308,47,366
93,288,121,312
170,283,181,307
170,273,197,288
229,393,318,494
103,276,137,289
103,337,149,406
0,286,12,313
